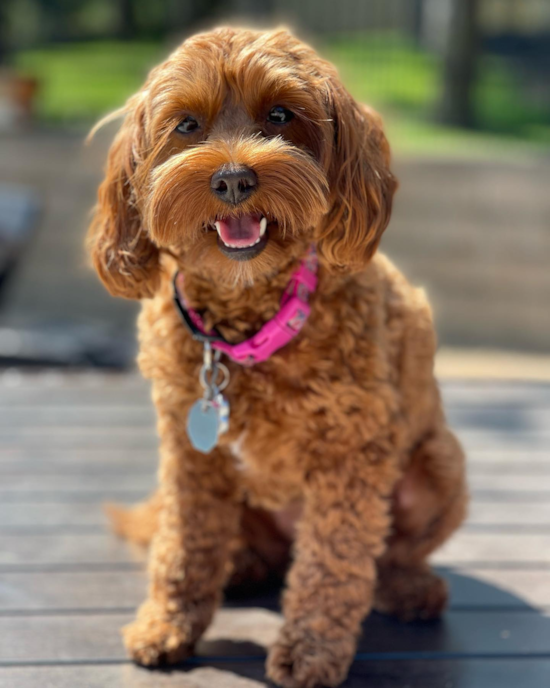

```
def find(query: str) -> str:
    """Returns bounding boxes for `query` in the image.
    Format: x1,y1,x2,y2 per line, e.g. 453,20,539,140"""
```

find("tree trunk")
0,1,9,66
439,0,479,128
166,0,223,33
411,0,425,47
118,0,137,40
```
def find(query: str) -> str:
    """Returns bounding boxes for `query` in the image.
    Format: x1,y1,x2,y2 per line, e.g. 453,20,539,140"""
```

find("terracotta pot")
10,75,39,117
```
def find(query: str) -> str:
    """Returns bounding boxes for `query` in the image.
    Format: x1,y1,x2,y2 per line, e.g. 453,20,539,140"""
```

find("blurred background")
0,0,549,369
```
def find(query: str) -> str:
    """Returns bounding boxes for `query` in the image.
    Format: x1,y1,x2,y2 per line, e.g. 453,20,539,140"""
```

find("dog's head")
88,28,397,299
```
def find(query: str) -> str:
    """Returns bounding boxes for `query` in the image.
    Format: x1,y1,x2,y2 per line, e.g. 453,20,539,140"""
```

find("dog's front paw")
123,600,195,666
266,623,355,688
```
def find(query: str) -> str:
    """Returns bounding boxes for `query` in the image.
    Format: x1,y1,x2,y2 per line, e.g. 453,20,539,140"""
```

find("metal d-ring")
199,360,230,393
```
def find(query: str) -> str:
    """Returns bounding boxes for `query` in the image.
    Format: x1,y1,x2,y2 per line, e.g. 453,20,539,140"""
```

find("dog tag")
213,393,230,435
187,400,220,453
187,342,231,454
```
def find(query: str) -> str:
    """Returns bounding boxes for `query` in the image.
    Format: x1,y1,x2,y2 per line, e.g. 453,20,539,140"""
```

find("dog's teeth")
220,234,263,249
259,217,267,237
215,221,221,234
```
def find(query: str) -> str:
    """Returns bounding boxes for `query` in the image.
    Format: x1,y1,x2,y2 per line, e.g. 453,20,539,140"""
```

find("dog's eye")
267,106,294,125
175,116,200,134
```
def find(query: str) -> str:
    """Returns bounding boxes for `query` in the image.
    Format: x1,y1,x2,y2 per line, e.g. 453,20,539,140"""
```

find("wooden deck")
0,370,549,687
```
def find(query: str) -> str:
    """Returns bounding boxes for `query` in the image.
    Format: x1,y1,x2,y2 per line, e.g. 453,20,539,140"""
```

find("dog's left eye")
175,116,200,134
267,106,294,125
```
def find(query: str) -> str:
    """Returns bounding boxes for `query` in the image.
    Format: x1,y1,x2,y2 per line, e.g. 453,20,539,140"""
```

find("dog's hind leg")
374,424,468,621
226,507,292,594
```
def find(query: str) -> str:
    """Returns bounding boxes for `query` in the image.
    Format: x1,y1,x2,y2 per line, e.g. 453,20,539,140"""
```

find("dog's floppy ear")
316,80,397,272
87,95,161,300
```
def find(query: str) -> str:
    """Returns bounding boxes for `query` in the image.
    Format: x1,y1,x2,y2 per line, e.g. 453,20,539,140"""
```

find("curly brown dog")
88,27,467,688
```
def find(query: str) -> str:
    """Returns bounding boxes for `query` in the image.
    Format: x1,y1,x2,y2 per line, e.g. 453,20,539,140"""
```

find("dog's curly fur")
88,27,467,688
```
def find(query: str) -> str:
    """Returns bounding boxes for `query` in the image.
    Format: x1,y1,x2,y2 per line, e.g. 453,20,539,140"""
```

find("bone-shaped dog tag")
187,399,219,454
213,393,230,435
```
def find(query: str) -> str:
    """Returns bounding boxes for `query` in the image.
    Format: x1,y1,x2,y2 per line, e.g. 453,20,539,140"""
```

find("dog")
88,27,467,688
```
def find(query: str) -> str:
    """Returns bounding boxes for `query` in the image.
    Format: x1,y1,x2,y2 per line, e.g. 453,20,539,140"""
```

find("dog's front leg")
267,441,400,688
123,410,240,666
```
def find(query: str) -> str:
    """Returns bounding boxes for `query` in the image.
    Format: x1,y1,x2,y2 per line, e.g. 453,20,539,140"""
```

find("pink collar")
174,245,318,366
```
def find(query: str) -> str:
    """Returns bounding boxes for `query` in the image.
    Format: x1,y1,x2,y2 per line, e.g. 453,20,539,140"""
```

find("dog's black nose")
210,165,257,205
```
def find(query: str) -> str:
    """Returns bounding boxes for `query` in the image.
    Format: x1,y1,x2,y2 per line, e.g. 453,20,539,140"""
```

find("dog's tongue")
215,214,261,248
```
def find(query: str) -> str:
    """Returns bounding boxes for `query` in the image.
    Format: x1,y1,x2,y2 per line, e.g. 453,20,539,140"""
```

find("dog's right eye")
175,116,200,134
267,106,294,125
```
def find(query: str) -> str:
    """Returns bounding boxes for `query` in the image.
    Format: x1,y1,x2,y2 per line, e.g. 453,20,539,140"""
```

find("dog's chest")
225,409,307,510
229,432,249,473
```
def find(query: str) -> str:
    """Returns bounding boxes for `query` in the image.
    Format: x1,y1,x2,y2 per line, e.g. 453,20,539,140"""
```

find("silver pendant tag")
187,400,220,454
187,343,230,454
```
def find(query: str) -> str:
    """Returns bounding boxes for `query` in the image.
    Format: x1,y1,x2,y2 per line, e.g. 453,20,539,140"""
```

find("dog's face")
88,28,397,299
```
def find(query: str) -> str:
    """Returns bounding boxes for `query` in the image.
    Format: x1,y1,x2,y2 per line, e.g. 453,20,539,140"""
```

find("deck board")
5,469,550,492
0,371,549,687
1,569,549,614
1,609,550,664
2,498,550,529
2,530,550,569
0,661,550,688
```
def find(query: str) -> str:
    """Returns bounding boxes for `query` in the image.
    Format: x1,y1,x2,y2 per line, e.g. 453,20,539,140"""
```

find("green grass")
324,33,438,116
15,41,164,124
14,35,550,157
323,33,550,157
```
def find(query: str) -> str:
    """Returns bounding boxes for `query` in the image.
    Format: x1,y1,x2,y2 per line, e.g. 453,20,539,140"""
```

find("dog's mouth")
213,213,269,261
